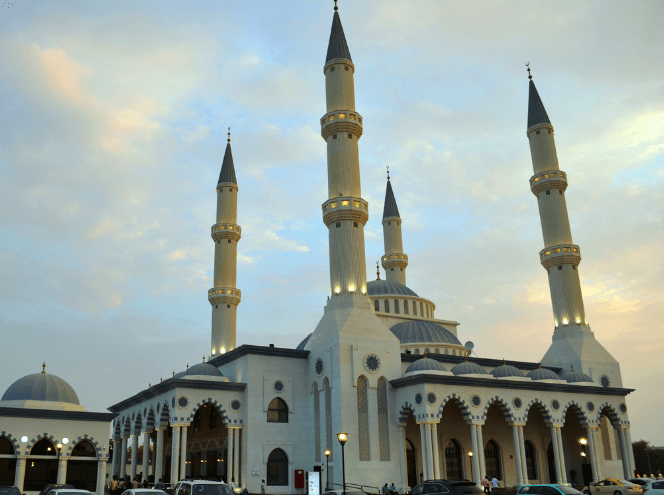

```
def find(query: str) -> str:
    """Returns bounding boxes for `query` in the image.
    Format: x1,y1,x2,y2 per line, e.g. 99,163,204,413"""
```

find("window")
394,300,400,314
377,377,390,461
559,190,563,194
348,134,353,139
344,66,349,71
413,301,417,315
314,382,321,462
333,134,337,139
445,439,463,480
357,376,370,460
484,440,501,479
374,299,379,312
546,190,550,195
420,302,424,316
339,113,346,119
536,130,540,135
336,222,341,228
193,409,202,432
209,407,219,429
330,67,335,72
404,301,409,315
558,265,563,270
524,440,537,479
267,398,288,423
267,448,289,485
71,440,96,457
384,300,390,313
353,222,358,227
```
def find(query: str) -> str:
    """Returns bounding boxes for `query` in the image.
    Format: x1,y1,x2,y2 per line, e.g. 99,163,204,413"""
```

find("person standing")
482,477,490,494
491,475,499,495
155,478,166,490
261,479,266,495
229,478,236,493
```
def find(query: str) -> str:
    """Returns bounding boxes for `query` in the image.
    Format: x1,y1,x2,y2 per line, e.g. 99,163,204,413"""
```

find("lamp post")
579,438,587,463
337,433,348,495
56,443,63,484
578,438,589,486
324,450,331,491
468,452,473,481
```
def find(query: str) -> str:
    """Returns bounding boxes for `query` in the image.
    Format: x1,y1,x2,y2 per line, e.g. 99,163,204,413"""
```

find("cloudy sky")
1,1,663,444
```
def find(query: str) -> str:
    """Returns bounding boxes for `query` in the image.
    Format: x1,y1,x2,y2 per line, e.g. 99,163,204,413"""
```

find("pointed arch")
524,399,554,425
481,397,516,422
145,407,156,431
445,438,464,480
268,397,289,423
0,434,19,455
484,439,502,479
30,438,57,456
23,434,58,456
397,402,415,424
157,402,171,428
561,400,589,426
436,394,472,421
66,436,103,457
186,398,231,425
524,440,537,479
133,412,143,435
70,439,97,458
266,448,288,486
597,402,620,427
122,416,132,437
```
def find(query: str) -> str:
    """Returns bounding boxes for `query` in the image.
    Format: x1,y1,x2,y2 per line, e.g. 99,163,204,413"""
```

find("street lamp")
325,450,331,491
56,443,63,483
337,433,348,495
579,438,588,464
468,452,473,481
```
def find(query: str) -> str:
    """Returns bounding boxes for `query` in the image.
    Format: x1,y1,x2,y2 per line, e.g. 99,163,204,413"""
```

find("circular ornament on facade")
177,396,189,409
513,397,523,409
274,380,284,393
619,403,627,414
415,393,423,406
230,399,241,412
600,375,610,388
471,395,482,407
364,353,381,373
587,401,595,412
315,358,324,377
427,392,437,405
551,399,560,411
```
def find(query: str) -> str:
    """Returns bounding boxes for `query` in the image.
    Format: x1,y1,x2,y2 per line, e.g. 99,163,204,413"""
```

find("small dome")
527,366,563,381
490,361,525,378
183,363,223,377
451,360,488,376
296,333,311,351
390,320,461,345
367,280,418,297
2,370,79,405
405,357,448,374
560,366,593,383
173,371,187,379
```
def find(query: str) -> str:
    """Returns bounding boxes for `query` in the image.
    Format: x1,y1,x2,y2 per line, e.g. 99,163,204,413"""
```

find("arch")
23,434,58,456
186,398,230,425
445,438,464,480
30,438,57,456
267,397,288,423
0,435,17,487
145,407,156,431
524,440,537,479
70,439,97,457
113,419,122,439
66,436,103,457
523,399,554,425
266,448,288,486
397,402,415,424
597,402,621,427
561,400,589,426
324,377,333,460
406,438,417,488
377,377,390,461
133,412,143,436
0,434,18,455
484,439,502,480
122,416,131,437
436,394,473,421
481,397,516,422
157,402,170,429
313,381,321,462
356,375,370,461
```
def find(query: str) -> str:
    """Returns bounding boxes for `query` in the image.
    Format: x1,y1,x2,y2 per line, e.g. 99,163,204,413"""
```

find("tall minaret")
526,68,621,386
208,129,241,356
381,171,408,285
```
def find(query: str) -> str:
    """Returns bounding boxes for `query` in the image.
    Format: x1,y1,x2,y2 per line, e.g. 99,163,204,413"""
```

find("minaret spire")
209,128,242,356
381,171,408,285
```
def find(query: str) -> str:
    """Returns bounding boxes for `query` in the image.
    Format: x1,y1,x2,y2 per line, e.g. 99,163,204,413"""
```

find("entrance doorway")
547,442,556,484
406,440,417,488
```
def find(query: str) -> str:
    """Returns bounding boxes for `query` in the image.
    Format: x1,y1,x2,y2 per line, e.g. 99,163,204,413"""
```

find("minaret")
208,129,241,356
381,171,408,285
526,68,621,386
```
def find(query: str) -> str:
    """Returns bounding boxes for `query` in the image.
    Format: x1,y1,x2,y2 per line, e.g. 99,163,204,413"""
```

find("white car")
46,490,94,495
173,480,233,495
121,490,168,495
586,479,642,495
641,480,664,495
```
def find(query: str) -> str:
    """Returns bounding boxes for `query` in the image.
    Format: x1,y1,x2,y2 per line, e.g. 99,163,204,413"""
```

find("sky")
0,1,663,444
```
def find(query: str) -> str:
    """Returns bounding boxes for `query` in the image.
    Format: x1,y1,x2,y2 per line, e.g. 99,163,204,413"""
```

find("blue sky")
1,1,663,444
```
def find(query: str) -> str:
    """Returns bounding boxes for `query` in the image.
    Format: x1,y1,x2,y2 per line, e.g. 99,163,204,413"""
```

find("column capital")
141,429,154,435
170,422,188,428
509,422,526,427
16,455,28,461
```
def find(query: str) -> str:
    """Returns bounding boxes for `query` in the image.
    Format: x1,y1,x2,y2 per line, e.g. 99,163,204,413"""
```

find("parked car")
323,490,377,495
518,485,585,495
122,490,168,495
0,486,22,495
584,479,642,495
39,485,76,495
640,480,664,495
410,479,485,495
173,480,233,495
44,489,93,495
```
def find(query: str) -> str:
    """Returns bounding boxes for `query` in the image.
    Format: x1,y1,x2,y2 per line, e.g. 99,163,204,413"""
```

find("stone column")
57,456,68,484
227,429,235,484
555,427,567,484
233,428,240,485
150,435,155,478
111,441,118,479
513,426,524,486
617,428,630,479
398,425,407,491
549,426,562,484
120,437,128,480
625,428,636,477
130,435,138,481
470,424,481,485
142,433,150,483
586,427,598,483
155,429,164,482
171,426,181,483
419,423,428,482
180,426,188,480
14,456,26,491
431,424,441,479
518,426,528,484
425,423,434,481
591,428,603,480
476,424,486,482
97,458,107,495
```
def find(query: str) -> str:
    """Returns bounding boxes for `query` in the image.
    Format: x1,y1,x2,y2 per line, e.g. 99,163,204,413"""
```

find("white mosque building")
1,5,638,495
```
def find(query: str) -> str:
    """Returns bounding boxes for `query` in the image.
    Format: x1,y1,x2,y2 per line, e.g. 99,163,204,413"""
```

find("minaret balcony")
381,253,408,270
322,196,368,226
530,170,568,195
208,287,241,306
211,223,241,242
320,111,363,140
539,244,581,270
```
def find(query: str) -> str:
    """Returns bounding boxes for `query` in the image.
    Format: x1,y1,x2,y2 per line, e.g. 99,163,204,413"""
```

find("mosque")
0,4,638,495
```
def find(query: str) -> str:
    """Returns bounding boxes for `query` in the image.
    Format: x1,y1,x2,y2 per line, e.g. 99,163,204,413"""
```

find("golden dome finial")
186,364,189,369
526,62,532,80
376,261,381,280
203,356,206,363
571,365,575,372
334,0,338,12
503,357,506,365
386,165,390,181
538,362,542,368
42,362,46,374
423,350,427,358
227,127,231,143
172,371,175,376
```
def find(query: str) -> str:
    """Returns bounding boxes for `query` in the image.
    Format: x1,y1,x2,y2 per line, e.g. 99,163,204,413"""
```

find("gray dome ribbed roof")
526,367,562,381
528,79,551,129
326,11,352,63
405,357,447,373
296,333,311,351
490,363,524,378
2,372,80,405
390,320,461,345
383,180,400,219
367,280,418,297
173,371,186,379
217,142,237,185
451,361,488,376
184,363,223,377
560,368,594,383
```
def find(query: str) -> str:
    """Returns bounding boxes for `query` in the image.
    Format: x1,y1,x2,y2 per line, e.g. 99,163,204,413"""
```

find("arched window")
25,439,58,490
377,377,390,461
404,300,409,314
314,382,321,462
374,299,379,312
420,302,424,316
394,300,400,314
71,440,97,457
413,301,417,315
267,398,289,423
484,440,501,480
384,300,390,313
31,438,57,456
0,437,14,455
324,378,333,463
209,406,219,429
445,439,463,480
266,448,288,486
414,349,420,355
524,440,537,479
0,437,16,486
357,376,370,461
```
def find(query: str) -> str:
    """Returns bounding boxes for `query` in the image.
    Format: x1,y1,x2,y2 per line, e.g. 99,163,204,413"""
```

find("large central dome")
2,372,80,405
390,320,461,345
366,280,418,297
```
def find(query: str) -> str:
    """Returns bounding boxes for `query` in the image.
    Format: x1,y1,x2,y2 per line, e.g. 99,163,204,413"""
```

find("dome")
490,361,525,378
405,357,448,373
2,371,79,405
367,280,418,297
451,360,488,376
183,363,224,377
173,371,187,379
390,320,461,345
296,333,311,350
560,366,594,384
526,366,563,381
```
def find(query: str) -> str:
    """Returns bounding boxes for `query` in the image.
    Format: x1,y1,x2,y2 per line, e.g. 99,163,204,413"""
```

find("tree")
632,440,664,477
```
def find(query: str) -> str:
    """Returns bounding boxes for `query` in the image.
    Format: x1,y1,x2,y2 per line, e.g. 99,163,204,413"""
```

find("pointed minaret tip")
527,64,552,130
218,127,237,186
326,2,352,63
376,261,381,280
383,173,400,219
